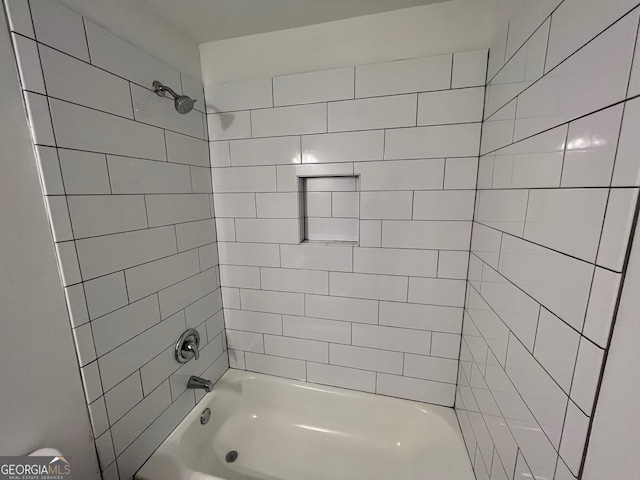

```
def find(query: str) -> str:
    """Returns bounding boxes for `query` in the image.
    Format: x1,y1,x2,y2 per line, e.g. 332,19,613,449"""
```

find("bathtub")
135,370,474,480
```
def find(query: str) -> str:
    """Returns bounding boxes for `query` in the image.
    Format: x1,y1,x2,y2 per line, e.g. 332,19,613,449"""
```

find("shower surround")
205,49,487,406
5,1,226,478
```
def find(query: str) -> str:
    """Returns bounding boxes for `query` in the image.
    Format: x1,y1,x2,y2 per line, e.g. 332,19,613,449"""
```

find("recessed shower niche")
300,175,359,244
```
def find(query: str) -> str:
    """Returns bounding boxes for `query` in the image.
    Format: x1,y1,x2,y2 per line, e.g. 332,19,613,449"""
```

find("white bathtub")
136,370,474,480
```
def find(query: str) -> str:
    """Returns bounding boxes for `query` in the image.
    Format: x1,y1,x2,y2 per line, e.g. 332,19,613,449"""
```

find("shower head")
152,80,196,114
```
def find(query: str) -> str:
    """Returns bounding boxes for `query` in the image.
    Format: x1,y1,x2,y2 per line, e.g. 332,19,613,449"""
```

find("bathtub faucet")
187,376,213,392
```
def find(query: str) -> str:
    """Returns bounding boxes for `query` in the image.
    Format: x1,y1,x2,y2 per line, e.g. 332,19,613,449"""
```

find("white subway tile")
353,247,437,277
452,50,488,88
404,353,458,383
231,136,301,167
256,193,299,218
45,196,73,242
352,324,431,355
50,99,166,161
85,20,180,91
205,78,272,112
131,84,204,139
570,338,604,413
264,335,328,363
104,372,143,424
199,242,218,270
359,220,382,247
330,344,403,374
213,193,256,218
210,141,231,167
212,166,277,193
306,217,358,242
380,302,462,333
58,149,110,195
245,352,306,380
280,244,352,272
176,218,216,251
158,269,217,319
30,0,89,60
562,105,623,187
476,190,529,236
225,309,282,334
24,93,54,145
276,162,353,192
145,193,211,227
107,155,191,193
329,94,416,132
546,0,640,72
613,98,640,186
524,189,608,262
329,272,408,302
221,288,241,310
533,308,580,392
40,45,132,118
67,195,148,238
92,295,160,356
413,190,475,220
97,310,184,392
438,251,470,280
408,277,466,307
73,323,96,366
84,271,128,320
35,146,65,195
418,87,484,125
81,362,103,404
514,11,637,141
359,191,412,220
261,267,328,294
583,268,621,348
165,130,210,167
228,350,245,369
252,103,326,137
480,100,515,155
184,290,222,328
12,34,45,94
283,315,351,344
180,74,205,111
139,346,179,395
76,226,176,280
55,241,82,286
355,159,444,191
5,0,34,37
219,265,260,289
65,283,90,328
356,54,451,97
207,111,251,141
307,363,375,392
597,188,639,271
235,218,300,243
274,67,354,106
302,130,383,163
559,401,589,476
431,332,461,359
382,221,471,250
94,431,115,468
218,241,280,267
110,381,171,455
305,294,378,324
504,0,562,59
226,330,264,353
88,396,109,438
506,337,568,447
385,123,481,159
471,223,502,269
240,289,304,315
125,250,199,302
377,373,455,406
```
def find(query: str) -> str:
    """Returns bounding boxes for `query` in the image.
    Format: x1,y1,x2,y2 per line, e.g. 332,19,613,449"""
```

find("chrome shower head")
152,80,196,114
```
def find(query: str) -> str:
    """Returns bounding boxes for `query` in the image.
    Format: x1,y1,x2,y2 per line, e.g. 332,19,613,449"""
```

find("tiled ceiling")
139,0,449,44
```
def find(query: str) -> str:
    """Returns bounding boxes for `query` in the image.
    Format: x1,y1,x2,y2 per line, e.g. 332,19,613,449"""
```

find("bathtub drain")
226,451,238,463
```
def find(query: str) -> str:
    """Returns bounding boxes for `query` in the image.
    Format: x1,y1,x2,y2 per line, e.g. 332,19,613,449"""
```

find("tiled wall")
4,1,227,478
205,50,487,406
456,1,640,479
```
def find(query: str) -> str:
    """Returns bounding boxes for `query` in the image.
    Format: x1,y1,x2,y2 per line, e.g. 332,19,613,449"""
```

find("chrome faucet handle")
175,329,200,363
184,339,199,361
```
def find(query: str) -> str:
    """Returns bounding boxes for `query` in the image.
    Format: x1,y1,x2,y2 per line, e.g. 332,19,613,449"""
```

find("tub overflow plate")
200,408,211,425
226,451,238,463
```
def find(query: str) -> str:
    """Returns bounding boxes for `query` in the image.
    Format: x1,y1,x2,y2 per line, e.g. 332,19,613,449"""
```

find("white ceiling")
139,0,449,44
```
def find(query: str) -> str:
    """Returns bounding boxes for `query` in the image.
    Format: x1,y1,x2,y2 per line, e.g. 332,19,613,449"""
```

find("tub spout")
187,376,213,392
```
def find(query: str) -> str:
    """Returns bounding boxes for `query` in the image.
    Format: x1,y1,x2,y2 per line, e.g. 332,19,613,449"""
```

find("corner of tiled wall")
4,0,227,478
457,1,640,479
204,48,489,407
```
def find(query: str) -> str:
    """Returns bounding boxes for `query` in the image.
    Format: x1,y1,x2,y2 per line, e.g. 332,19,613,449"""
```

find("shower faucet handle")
175,329,201,363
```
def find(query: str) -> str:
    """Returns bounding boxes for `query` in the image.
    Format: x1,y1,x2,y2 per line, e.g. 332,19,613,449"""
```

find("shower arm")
153,81,179,99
